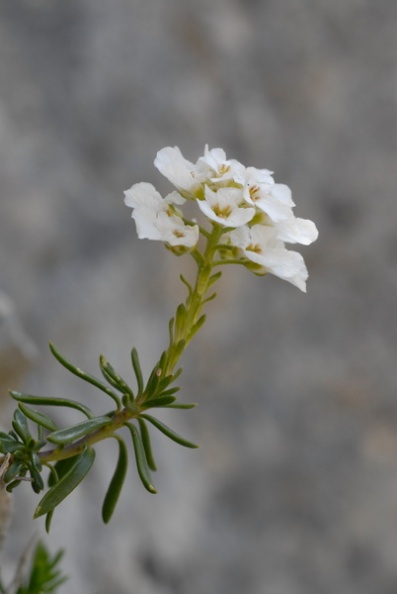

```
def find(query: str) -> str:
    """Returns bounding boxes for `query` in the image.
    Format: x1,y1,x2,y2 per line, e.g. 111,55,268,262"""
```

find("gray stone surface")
0,0,397,592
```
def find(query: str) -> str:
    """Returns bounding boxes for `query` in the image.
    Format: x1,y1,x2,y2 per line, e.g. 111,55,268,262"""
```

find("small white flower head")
155,212,199,248
124,145,318,290
124,182,198,248
229,225,309,292
242,168,295,223
197,186,255,228
197,145,245,185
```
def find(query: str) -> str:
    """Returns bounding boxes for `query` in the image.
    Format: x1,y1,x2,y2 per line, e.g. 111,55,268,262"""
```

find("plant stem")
39,408,137,464
163,224,223,376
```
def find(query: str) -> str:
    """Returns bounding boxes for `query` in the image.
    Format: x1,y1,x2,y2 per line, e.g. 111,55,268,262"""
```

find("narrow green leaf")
12,409,31,444
122,394,134,409
46,416,111,445
173,339,186,361
174,303,187,342
3,461,24,483
167,403,197,410
208,270,222,287
6,479,24,493
156,376,174,392
145,352,166,396
101,437,128,523
10,391,94,419
49,343,121,408
0,431,15,442
0,434,23,454
34,446,96,518
131,348,144,394
157,387,180,397
168,317,175,346
29,464,45,493
45,510,54,533
141,395,176,409
48,456,79,487
171,367,183,382
31,451,42,473
179,274,193,298
141,414,199,448
202,292,217,305
18,403,57,432
126,424,156,493
188,314,206,340
137,418,157,471
99,356,134,399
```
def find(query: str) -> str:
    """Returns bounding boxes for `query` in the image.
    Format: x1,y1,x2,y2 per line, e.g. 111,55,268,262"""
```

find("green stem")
38,408,138,464
163,224,223,376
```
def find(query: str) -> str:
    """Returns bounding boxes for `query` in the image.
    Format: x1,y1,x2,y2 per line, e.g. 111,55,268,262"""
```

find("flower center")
247,242,262,254
218,164,230,177
249,185,261,201
213,203,232,219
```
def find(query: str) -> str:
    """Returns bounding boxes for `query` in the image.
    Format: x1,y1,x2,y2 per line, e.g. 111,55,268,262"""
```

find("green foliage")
16,542,67,594
0,541,67,594
102,436,128,523
0,224,226,528
126,423,157,494
46,418,112,445
0,340,196,526
34,447,96,520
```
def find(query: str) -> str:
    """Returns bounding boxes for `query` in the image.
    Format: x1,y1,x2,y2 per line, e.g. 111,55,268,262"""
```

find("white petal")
245,166,274,184
270,184,295,206
124,182,163,210
228,225,250,249
245,246,308,292
252,197,294,223
249,224,279,246
224,208,256,227
275,218,319,245
202,146,227,169
132,207,162,240
154,146,200,191
230,224,308,291
164,190,186,206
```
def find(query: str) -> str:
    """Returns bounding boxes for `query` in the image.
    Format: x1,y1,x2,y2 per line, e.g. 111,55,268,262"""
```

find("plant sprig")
0,223,226,528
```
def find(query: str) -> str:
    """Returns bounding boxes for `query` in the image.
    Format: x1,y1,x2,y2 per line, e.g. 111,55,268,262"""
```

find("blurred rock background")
0,0,397,592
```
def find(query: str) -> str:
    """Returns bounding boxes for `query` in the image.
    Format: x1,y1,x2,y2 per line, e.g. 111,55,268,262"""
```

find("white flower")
229,225,309,292
154,147,204,195
197,186,255,228
124,182,198,247
197,145,245,184
242,168,295,223
155,212,199,247
235,167,274,185
124,145,318,290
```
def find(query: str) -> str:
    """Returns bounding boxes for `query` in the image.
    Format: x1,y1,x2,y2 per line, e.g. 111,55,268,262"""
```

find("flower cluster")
124,146,318,291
